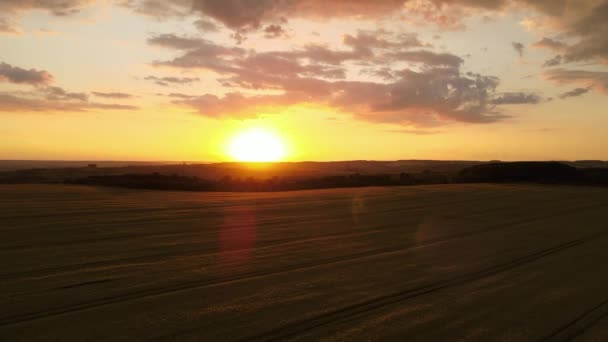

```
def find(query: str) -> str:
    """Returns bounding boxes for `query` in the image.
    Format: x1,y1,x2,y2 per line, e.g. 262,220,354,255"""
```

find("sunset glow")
1,1,608,161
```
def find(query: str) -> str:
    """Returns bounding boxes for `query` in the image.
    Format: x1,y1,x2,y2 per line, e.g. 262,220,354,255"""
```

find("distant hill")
566,160,608,169
459,162,582,183
2,160,607,191
459,161,608,185
0,160,164,172
0,160,483,183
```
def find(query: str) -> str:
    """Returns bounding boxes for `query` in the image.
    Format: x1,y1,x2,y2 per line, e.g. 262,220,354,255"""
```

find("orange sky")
1,0,607,161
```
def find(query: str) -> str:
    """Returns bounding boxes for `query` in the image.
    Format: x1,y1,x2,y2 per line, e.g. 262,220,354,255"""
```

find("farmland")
2,183,608,340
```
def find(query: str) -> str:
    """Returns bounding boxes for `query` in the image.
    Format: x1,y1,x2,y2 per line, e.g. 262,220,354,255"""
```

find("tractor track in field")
542,297,608,342
0,207,604,328
241,230,608,342
2,197,599,281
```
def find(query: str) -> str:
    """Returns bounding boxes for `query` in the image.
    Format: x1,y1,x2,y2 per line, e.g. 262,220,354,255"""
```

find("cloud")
343,30,424,51
0,93,84,112
0,86,138,112
427,1,608,64
92,91,134,99
512,42,525,57
122,0,608,64
544,68,608,92
543,55,562,67
559,1,608,64
147,34,216,50
0,18,20,35
387,50,464,67
193,0,404,30
124,0,416,37
533,37,567,51
0,0,92,34
0,62,54,85
386,128,443,135
151,30,534,126
86,103,139,110
491,92,542,105
44,86,88,101
166,92,197,99
194,18,219,32
118,0,192,19
263,24,286,38
137,5,561,126
559,87,592,99
144,75,201,86
0,0,93,16
0,62,136,112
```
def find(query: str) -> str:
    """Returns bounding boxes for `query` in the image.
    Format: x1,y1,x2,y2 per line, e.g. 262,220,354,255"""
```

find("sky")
0,0,607,162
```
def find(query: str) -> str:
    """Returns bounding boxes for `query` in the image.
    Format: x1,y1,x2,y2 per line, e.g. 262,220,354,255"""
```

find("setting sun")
228,128,287,162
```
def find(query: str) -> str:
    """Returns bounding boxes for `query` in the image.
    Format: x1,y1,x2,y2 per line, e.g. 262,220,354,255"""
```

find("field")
2,183,608,340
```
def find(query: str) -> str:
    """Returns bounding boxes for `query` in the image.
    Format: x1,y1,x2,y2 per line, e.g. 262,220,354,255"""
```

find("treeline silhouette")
459,162,580,183
61,162,608,192
66,171,450,192
459,162,608,185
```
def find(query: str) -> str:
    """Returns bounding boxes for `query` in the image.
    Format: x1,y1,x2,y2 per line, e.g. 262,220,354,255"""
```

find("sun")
228,128,287,162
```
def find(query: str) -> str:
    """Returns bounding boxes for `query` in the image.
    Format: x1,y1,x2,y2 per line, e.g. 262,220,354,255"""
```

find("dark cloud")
0,62,53,85
92,91,134,99
512,42,525,57
144,75,201,86
491,92,542,105
263,24,286,38
191,0,404,30
559,87,592,99
543,55,563,67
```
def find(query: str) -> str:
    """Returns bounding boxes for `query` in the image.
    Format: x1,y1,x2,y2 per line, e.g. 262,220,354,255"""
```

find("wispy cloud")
144,75,200,86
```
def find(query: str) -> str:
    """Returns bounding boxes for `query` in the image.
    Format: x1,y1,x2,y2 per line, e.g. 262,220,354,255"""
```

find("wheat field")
2,184,608,341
